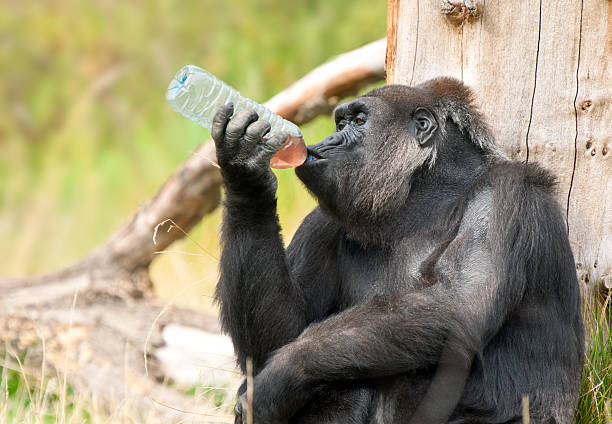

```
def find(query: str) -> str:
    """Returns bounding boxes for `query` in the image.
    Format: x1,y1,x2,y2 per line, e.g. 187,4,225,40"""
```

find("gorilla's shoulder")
449,160,560,228
487,160,558,193
301,207,336,228
288,207,342,247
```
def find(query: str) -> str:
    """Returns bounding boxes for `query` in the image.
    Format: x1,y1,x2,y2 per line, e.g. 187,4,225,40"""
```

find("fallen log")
0,39,386,422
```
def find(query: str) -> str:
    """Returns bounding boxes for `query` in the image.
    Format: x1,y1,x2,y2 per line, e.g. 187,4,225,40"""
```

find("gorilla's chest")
337,235,435,307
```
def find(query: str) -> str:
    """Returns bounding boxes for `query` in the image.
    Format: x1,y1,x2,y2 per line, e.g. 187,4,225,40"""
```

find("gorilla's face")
295,87,439,230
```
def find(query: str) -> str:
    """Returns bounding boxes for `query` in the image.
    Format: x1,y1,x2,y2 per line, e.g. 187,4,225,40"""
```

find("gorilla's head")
295,78,500,233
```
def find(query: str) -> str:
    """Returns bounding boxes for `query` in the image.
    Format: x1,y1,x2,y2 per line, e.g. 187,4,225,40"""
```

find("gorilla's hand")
211,103,288,194
234,394,287,424
233,399,243,424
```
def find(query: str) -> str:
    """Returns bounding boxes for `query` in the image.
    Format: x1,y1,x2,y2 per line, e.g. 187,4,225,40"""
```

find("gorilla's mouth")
305,147,325,162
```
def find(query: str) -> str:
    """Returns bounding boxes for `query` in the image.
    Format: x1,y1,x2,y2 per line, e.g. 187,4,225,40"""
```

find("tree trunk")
0,39,386,421
387,0,611,288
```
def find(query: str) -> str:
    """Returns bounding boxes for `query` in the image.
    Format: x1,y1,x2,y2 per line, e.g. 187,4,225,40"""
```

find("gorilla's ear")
409,108,438,146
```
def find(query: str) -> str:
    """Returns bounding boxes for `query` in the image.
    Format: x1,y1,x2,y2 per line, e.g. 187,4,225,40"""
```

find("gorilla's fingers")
248,131,288,167
247,132,289,168
234,397,243,417
226,109,259,146
244,120,272,151
262,131,289,154
233,404,242,424
211,103,234,145
236,394,248,424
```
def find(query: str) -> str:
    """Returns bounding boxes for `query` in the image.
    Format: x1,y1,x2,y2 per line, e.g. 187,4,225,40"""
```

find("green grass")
0,355,237,423
1,287,610,423
575,287,612,423
0,358,91,424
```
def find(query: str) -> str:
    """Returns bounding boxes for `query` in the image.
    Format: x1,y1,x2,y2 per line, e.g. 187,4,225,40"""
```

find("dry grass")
1,285,609,423
0,357,238,424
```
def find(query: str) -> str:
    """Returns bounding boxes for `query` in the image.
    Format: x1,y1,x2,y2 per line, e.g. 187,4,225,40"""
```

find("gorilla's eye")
356,118,365,125
337,123,346,131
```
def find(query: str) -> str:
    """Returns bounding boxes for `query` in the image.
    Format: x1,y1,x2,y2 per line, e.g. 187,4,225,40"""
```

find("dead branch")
0,39,386,420
0,38,386,305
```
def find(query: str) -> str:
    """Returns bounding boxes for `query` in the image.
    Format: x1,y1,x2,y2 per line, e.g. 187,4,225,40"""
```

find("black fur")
211,79,584,424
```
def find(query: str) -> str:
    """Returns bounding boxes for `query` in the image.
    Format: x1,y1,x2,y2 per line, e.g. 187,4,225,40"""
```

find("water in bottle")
166,65,307,169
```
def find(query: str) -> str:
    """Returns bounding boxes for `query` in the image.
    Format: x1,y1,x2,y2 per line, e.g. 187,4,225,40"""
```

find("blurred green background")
0,0,387,312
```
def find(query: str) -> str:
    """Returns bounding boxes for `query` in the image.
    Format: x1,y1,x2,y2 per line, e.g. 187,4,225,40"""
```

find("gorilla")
210,78,584,424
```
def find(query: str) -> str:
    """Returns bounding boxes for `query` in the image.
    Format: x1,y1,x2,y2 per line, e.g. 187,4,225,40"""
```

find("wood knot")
441,0,480,25
581,99,592,111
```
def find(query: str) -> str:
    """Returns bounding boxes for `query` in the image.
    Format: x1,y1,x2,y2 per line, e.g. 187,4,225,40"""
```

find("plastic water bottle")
166,65,307,169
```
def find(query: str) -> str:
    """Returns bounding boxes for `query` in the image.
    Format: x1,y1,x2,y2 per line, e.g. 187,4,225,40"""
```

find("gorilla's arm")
212,105,340,373
246,287,490,422
212,104,308,372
